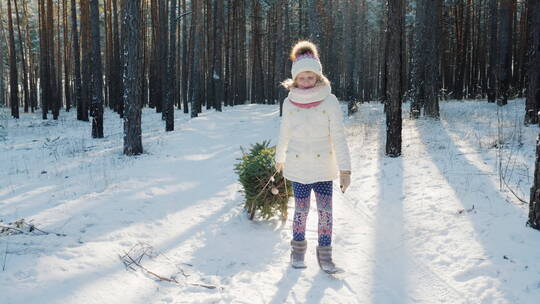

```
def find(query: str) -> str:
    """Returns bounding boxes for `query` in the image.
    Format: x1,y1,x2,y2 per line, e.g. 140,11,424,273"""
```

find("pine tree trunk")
39,0,48,119
424,0,441,118
213,0,224,111
251,0,264,104
122,0,143,155
237,0,247,105
463,0,472,99
71,0,84,120
526,0,540,125
7,0,19,118
24,0,37,112
307,0,322,46
47,0,59,119
275,0,286,109
0,0,5,108
159,0,168,119
112,0,123,117
8,0,19,118
205,0,214,109
89,0,104,138
410,0,426,118
165,0,177,131
530,0,540,227
357,0,367,102
530,132,540,230
488,0,498,102
80,0,91,121
498,0,514,106
454,1,466,100
104,0,111,109
517,2,529,98
385,0,404,157
56,0,63,115
230,0,237,106
149,0,161,111
13,0,30,114
224,0,232,107
62,0,71,112
345,0,358,102
181,0,189,112
6,0,19,117
141,0,149,108
190,0,201,117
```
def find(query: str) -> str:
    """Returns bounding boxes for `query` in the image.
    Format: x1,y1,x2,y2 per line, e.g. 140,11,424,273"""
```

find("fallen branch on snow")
0,219,67,237
500,174,528,205
119,243,219,290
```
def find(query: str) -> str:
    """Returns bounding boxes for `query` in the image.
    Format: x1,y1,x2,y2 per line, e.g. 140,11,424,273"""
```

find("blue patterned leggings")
292,181,333,247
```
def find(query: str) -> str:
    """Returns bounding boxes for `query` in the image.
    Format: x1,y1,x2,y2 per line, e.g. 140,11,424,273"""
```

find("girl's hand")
340,170,351,193
275,162,285,173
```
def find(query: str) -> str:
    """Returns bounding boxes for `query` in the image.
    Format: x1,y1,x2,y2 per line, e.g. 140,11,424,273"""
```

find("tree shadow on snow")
415,117,535,303
370,140,407,304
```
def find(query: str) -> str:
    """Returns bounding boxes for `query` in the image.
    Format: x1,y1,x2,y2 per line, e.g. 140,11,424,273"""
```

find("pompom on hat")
290,41,323,80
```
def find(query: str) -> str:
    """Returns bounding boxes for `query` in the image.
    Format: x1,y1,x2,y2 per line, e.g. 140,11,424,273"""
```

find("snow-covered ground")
1,99,540,304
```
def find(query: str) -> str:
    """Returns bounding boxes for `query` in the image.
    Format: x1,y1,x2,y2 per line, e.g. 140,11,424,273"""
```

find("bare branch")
119,244,219,290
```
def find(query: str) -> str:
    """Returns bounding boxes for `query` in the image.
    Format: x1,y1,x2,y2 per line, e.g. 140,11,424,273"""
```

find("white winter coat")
275,94,351,184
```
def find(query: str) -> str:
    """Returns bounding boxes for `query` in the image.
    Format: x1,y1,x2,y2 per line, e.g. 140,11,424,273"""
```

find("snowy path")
1,100,540,303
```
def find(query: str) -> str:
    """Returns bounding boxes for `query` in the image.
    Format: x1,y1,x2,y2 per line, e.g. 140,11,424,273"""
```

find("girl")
275,41,352,274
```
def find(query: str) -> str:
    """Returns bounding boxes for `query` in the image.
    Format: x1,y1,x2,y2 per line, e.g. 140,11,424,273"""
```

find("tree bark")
25,0,37,112
0,0,5,108
159,0,168,118
424,0,441,118
410,0,426,118
39,0,48,119
56,0,63,115
488,0,499,102
47,0,59,119
71,0,85,120
530,132,540,230
236,0,246,105
526,0,540,125
498,0,514,106
80,0,91,121
13,0,30,114
112,0,123,117
165,0,177,131
62,0,71,112
275,0,286,110
122,0,143,155
345,0,358,102
89,0,104,138
205,0,214,109
7,0,19,118
307,0,323,46
213,0,224,111
181,0,189,112
530,7,540,227
251,0,264,104
385,0,404,157
190,0,201,117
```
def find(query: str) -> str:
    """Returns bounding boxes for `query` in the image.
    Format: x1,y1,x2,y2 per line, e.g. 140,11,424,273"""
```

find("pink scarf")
289,99,323,109
288,84,331,109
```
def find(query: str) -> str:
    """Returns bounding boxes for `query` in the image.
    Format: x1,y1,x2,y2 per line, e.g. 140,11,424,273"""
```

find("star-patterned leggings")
292,181,333,247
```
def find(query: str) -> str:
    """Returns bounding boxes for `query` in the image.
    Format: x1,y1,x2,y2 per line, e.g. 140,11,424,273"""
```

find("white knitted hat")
291,53,323,80
289,41,323,80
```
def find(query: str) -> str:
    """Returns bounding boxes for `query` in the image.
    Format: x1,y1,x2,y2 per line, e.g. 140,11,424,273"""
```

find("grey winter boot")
290,240,307,269
316,245,344,274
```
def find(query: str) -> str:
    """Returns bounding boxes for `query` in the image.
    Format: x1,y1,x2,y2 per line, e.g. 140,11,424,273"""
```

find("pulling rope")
249,169,284,220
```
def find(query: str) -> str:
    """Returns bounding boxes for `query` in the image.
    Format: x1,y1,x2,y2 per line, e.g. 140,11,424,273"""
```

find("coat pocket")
311,142,338,178
284,144,303,174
